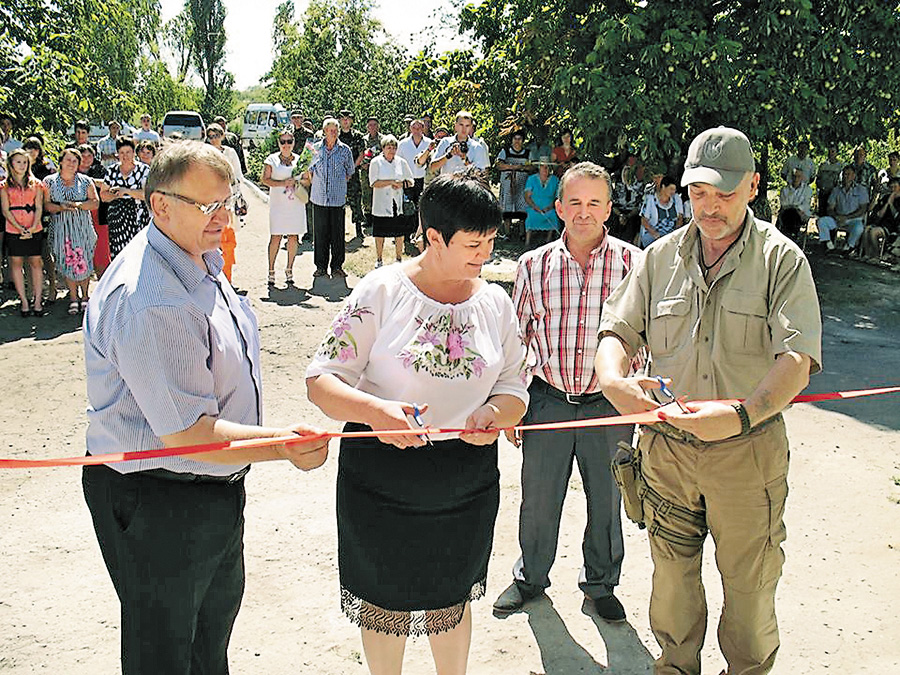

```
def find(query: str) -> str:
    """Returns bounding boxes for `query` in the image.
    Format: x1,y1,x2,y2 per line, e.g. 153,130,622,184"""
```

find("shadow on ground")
805,251,900,430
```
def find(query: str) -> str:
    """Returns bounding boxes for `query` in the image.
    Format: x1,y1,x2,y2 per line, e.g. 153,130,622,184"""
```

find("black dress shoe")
592,593,626,623
492,582,540,615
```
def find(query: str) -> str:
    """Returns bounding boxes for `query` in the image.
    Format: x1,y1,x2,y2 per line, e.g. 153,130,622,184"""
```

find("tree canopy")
458,0,900,170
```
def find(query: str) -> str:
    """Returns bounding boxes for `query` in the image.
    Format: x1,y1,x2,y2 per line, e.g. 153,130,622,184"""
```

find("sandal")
67,301,79,316
20,302,32,318
267,270,275,286
285,269,294,286
32,298,45,317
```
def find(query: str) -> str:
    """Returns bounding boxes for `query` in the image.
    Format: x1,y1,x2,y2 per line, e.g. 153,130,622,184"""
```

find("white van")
161,111,205,140
242,104,289,149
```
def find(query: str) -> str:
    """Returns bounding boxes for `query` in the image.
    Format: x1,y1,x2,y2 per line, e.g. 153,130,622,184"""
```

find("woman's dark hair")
419,169,501,245
77,143,96,157
74,120,90,132
556,128,574,145
660,174,679,190
22,136,45,160
136,140,156,158
115,135,135,152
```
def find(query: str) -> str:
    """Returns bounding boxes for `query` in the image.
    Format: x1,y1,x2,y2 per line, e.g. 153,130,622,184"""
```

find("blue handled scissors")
412,404,433,446
657,377,690,413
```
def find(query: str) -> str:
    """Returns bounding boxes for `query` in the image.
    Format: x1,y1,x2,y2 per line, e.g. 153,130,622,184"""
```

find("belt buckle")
565,392,583,405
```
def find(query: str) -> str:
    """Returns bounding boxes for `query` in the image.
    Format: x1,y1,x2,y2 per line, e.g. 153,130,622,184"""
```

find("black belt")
142,466,249,484
532,377,605,405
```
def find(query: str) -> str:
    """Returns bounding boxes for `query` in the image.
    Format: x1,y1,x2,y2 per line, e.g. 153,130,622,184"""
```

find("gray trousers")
513,380,633,599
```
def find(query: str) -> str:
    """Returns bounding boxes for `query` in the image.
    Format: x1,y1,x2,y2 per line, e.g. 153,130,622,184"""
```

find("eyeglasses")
207,133,222,139
279,138,295,145
158,190,238,215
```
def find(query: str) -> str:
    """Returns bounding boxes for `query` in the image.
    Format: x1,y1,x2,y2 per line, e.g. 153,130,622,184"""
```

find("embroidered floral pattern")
397,312,488,379
64,238,89,277
317,302,373,362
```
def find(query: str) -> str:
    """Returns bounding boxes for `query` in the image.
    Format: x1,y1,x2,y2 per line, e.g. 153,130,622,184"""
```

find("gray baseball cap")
682,126,755,192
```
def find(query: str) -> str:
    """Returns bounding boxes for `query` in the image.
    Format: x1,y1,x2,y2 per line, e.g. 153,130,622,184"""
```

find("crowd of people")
0,113,246,316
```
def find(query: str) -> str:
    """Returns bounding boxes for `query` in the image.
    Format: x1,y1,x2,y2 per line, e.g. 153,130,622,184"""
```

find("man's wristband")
732,402,752,435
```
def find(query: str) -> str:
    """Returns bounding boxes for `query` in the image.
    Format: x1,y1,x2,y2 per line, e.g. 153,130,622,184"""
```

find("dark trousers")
313,204,346,273
513,380,633,599
83,464,246,675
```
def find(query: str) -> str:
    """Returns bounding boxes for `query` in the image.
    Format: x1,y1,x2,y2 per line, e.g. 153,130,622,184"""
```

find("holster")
612,440,646,528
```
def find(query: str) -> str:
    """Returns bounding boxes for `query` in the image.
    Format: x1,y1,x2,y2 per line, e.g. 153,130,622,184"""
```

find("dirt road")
1,185,898,673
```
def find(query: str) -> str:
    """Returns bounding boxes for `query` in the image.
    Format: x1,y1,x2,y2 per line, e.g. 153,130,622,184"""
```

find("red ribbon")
1,385,897,469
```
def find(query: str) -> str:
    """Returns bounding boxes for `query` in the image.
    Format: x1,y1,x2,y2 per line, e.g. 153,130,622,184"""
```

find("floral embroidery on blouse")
318,302,374,362
397,312,487,379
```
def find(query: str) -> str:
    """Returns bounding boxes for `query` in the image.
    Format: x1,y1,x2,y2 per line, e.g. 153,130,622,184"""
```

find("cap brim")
681,166,745,193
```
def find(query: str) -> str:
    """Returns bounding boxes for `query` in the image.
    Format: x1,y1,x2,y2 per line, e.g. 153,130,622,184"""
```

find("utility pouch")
612,440,645,528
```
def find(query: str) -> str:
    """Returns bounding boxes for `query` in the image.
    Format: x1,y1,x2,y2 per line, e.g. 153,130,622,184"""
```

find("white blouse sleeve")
399,157,413,182
305,278,383,386
674,193,685,216
639,193,654,221
485,286,530,405
368,156,382,187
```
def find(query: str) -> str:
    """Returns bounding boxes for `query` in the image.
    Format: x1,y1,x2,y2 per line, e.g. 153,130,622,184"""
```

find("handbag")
234,194,248,217
293,182,310,204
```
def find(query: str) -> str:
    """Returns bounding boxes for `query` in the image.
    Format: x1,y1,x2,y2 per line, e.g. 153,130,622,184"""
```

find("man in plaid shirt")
493,162,643,622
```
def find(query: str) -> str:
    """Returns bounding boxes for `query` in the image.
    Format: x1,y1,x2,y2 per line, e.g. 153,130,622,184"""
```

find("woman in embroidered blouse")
306,171,528,675
44,148,99,314
0,149,45,316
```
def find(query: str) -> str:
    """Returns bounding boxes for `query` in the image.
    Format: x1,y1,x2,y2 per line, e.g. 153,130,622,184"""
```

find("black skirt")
372,214,412,238
337,422,499,636
6,231,45,257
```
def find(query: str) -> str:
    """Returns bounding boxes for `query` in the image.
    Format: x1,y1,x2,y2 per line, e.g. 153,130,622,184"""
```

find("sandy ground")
1,185,899,674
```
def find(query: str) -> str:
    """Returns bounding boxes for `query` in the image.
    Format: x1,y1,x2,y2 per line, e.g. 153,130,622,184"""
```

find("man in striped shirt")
82,141,329,673
493,162,643,622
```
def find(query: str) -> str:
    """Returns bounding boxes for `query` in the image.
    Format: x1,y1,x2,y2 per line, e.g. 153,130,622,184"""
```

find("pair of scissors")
411,404,433,446
657,376,690,413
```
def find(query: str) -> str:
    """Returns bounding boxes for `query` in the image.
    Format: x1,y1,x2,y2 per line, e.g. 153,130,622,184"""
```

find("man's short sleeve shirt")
599,213,822,401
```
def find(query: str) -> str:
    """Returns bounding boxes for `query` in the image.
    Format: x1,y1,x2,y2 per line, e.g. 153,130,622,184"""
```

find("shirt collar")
559,228,610,262
677,208,754,276
147,222,223,291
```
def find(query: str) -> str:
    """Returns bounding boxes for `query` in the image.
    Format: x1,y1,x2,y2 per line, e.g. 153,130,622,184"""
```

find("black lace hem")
340,579,486,637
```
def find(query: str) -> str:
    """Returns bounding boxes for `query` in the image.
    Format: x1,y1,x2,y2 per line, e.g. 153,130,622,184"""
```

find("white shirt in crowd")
218,145,243,190
368,153,414,217
432,135,490,175
779,183,813,219
781,155,817,185
397,135,432,180
134,128,161,143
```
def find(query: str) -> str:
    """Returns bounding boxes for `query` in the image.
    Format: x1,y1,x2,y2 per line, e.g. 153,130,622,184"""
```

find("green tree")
187,0,234,120
1,0,161,130
266,0,416,134
460,0,900,182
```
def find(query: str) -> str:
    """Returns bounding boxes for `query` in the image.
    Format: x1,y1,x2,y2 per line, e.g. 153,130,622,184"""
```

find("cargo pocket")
762,476,788,583
720,290,768,355
648,296,691,357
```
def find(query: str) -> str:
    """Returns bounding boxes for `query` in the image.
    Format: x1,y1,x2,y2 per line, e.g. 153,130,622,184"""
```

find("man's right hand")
601,375,664,415
280,423,329,470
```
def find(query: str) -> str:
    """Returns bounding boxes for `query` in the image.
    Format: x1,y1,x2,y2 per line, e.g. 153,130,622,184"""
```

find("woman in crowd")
306,172,528,675
495,130,531,238
551,129,578,177
77,143,110,278
262,128,307,286
100,136,149,258
860,176,900,262
639,174,684,248
136,140,157,166
369,135,414,268
207,123,243,282
0,149,45,316
22,137,54,180
43,148,98,314
523,159,559,247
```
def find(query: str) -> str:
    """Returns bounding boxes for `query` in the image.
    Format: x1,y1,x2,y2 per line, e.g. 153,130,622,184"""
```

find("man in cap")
595,127,822,675
338,109,367,238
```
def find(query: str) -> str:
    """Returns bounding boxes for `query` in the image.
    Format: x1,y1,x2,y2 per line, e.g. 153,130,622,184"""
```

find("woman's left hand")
460,403,501,446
